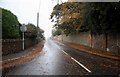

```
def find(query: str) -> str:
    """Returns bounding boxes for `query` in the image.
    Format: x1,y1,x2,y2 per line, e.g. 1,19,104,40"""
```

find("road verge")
52,38,120,61
63,42,120,61
1,41,44,71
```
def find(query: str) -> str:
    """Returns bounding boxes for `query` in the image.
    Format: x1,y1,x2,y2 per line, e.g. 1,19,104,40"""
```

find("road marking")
55,41,65,46
62,50,91,73
71,57,92,73
62,50,69,55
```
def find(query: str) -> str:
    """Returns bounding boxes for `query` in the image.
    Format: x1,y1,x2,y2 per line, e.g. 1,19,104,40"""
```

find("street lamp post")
20,24,27,50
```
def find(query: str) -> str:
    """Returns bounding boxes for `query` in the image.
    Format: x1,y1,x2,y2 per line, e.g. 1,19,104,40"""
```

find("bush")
2,8,20,39
52,29,62,36
25,23,37,40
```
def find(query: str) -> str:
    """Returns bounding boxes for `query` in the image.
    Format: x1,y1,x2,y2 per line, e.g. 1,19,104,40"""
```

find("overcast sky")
68,0,119,2
0,0,118,37
0,0,67,38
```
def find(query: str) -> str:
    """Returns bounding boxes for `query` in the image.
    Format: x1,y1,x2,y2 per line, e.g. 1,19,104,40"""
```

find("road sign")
20,24,27,50
20,24,27,32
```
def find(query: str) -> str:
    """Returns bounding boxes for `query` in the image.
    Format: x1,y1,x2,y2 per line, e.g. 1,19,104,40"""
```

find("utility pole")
57,0,62,4
37,12,39,43
36,0,41,43
57,0,59,4
37,12,39,28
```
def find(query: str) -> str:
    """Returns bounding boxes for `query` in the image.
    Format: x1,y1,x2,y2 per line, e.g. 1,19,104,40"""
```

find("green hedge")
2,8,20,39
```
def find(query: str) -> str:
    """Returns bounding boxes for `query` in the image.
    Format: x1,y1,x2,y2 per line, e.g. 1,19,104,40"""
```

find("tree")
52,29,62,36
51,2,120,35
25,23,44,40
37,27,44,39
2,8,20,39
50,2,82,36
50,2,120,49
25,23,37,40
80,2,120,34
78,2,120,49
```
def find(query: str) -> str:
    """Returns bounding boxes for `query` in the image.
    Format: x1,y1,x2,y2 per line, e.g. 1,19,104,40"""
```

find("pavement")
60,41,120,61
1,41,44,71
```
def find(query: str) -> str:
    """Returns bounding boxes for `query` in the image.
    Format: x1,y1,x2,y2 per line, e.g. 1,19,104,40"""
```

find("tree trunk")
102,33,107,51
89,33,93,48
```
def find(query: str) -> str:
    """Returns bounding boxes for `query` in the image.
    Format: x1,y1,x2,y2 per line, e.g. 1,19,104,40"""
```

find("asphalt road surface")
4,38,120,75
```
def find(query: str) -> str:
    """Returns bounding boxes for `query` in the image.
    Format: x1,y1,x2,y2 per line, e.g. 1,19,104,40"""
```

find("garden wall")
2,38,38,56
62,32,120,54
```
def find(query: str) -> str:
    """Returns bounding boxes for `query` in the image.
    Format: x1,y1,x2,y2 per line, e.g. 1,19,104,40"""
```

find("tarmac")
1,39,120,71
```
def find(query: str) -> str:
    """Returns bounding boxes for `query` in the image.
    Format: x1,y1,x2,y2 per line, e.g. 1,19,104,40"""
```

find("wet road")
4,38,120,75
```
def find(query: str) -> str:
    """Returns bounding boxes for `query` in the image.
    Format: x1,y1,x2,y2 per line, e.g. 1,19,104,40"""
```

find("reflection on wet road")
6,38,88,75
5,38,119,75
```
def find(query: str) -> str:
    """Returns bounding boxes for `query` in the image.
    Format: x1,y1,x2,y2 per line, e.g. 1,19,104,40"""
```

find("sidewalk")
2,41,44,70
58,41,120,61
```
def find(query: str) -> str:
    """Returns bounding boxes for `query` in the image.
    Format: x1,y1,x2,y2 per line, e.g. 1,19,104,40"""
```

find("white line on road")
71,57,92,73
62,50,69,55
62,50,92,73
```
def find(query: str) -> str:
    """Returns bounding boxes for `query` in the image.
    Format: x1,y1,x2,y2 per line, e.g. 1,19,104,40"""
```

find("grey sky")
68,0,119,2
1,0,119,37
0,0,68,37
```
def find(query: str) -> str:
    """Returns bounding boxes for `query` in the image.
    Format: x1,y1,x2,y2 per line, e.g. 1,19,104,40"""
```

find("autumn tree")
50,2,82,36
51,2,120,36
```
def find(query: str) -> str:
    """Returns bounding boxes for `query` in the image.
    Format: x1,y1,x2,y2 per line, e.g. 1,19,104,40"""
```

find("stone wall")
63,32,90,46
107,33,120,53
92,34,103,50
24,38,37,49
62,32,120,54
2,39,22,55
2,38,38,56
